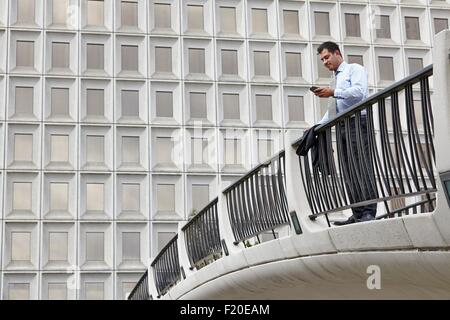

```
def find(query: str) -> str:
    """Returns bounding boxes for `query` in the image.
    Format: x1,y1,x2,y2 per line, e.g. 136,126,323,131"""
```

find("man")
312,41,377,225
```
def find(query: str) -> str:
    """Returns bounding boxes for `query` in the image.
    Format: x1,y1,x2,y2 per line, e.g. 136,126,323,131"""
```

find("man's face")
319,49,341,72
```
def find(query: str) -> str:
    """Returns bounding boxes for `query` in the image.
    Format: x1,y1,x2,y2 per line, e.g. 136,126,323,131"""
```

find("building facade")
0,0,448,300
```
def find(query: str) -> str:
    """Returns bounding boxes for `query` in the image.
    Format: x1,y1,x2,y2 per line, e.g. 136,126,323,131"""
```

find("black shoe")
356,214,375,222
333,216,356,226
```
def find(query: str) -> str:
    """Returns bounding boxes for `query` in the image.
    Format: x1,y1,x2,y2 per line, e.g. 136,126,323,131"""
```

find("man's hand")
313,87,334,98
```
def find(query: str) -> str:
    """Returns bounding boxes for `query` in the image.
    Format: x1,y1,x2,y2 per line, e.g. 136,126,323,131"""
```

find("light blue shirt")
319,61,368,124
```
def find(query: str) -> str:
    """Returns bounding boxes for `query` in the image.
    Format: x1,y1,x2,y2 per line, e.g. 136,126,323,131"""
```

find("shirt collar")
335,61,347,75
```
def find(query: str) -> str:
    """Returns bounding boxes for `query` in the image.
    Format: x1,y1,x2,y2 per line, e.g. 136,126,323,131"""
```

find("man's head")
317,41,343,72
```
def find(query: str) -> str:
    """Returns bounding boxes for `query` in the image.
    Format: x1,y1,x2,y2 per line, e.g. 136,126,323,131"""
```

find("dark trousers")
339,116,377,219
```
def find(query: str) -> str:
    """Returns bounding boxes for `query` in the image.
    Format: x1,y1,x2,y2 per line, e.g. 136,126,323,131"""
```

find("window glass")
50,135,69,162
376,15,391,39
50,182,68,211
156,137,174,164
122,45,139,71
121,0,138,27
8,284,30,300
221,50,238,75
87,0,104,26
87,44,104,70
157,232,176,252
408,57,423,75
187,5,204,31
86,232,104,261
87,89,104,116
255,95,272,121
378,56,395,81
154,3,171,29
11,232,31,261
345,13,361,37
405,16,420,40
49,232,68,261
14,134,33,161
155,91,173,117
258,139,273,162
17,0,35,23
288,96,304,122
192,185,209,212
85,282,104,300
51,88,69,116
348,55,364,66
224,138,242,165
122,184,140,211
16,41,34,67
434,18,448,35
52,0,69,24
220,7,236,33
283,10,299,34
48,283,67,300
191,137,208,164
15,86,34,115
314,12,330,35
121,90,139,117
86,183,104,211
52,42,70,69
122,136,140,164
86,135,104,163
155,47,172,73
254,51,270,76
223,93,240,120
157,184,175,211
189,92,207,119
252,8,268,33
189,48,205,74
13,182,32,210
286,52,302,77
122,232,140,261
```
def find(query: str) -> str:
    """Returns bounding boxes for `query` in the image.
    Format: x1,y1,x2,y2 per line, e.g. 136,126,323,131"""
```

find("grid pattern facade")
0,0,448,300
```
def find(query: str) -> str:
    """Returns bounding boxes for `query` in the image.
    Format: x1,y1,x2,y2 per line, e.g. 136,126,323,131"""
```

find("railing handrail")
292,64,433,148
181,197,219,232
127,270,148,300
151,234,178,267
222,150,286,194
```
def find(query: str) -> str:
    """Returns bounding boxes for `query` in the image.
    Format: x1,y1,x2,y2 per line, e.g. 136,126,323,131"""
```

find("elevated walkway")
128,30,450,300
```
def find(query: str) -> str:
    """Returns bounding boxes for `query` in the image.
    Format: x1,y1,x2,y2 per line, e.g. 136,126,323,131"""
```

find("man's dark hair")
317,41,342,56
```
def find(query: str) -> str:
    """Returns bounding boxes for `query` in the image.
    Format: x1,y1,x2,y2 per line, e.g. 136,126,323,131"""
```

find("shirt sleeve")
333,65,368,100
318,110,329,125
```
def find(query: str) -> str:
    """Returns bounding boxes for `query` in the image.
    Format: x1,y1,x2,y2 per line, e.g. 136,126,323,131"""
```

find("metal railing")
127,270,151,300
223,151,290,244
182,198,222,270
151,235,181,297
293,65,436,225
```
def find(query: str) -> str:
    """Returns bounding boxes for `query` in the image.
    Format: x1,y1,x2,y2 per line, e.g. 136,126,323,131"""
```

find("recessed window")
50,134,69,162
156,184,175,212
283,10,299,35
86,135,104,163
87,89,104,117
14,133,33,162
314,12,330,36
85,282,104,300
11,232,31,261
189,92,207,119
87,0,104,26
219,7,236,33
122,136,140,164
154,3,171,29
17,0,35,23
122,232,140,261
86,232,104,261
122,184,140,211
376,15,391,39
87,44,104,70
48,232,68,261
121,90,139,117
192,184,209,212
191,137,208,164
189,48,205,74
155,91,173,118
255,95,272,121
48,283,67,300
221,50,238,75
8,284,30,300
408,57,423,75
224,137,241,165
16,41,34,67
252,8,268,33
121,0,138,27
157,232,176,252
15,86,34,115
288,96,304,122
254,51,270,76
187,5,204,31
52,0,69,25
223,93,240,120
434,18,448,35
86,183,104,211
51,88,69,117
378,56,395,81
52,42,70,69
345,13,361,37
155,47,172,73
258,138,274,163
156,137,174,164
13,182,32,210
286,52,302,78
121,45,139,71
50,182,68,211
405,16,420,40
348,54,364,66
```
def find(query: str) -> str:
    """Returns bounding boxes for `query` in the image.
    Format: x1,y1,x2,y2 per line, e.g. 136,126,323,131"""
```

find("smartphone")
309,86,319,92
